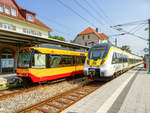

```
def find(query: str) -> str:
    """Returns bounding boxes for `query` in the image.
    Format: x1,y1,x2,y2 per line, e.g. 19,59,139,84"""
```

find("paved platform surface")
0,73,17,90
0,73,16,78
61,65,150,113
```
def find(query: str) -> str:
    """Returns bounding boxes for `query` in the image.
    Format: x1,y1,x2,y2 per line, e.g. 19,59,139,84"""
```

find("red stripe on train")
18,70,83,83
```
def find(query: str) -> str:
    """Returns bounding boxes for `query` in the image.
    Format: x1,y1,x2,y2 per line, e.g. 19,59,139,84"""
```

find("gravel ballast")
0,78,89,113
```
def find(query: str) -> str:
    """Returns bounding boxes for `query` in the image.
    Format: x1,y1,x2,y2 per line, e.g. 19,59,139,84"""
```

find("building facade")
0,0,52,73
74,27,109,47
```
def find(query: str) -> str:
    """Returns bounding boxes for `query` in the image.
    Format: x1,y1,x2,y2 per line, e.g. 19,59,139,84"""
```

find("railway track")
0,66,140,113
0,77,72,101
17,66,137,113
0,76,88,101
18,81,105,113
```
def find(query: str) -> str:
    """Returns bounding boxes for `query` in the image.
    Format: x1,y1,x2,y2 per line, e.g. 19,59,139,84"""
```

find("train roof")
34,44,87,52
91,43,142,58
27,44,87,56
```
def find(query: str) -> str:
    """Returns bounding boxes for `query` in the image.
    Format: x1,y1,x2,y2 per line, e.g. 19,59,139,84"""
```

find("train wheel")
21,78,33,88
113,73,116,78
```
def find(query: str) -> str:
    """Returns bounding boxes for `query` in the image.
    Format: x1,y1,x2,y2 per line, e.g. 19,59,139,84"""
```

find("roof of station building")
0,0,52,31
78,27,107,40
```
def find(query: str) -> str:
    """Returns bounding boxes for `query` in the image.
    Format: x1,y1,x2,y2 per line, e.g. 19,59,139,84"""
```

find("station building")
73,27,109,47
0,0,52,73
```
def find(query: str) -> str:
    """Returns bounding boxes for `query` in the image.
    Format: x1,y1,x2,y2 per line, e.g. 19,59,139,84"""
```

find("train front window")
32,53,46,68
89,47,106,60
18,52,31,68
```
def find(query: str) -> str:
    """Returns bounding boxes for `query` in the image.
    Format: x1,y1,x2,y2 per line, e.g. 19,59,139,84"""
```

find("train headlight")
24,73,29,76
100,72,105,77
87,60,90,65
101,59,104,65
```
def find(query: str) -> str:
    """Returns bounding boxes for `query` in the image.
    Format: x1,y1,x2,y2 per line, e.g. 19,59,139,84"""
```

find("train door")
127,56,130,69
74,56,84,75
122,54,125,69
75,56,80,75
72,56,76,76
112,52,118,73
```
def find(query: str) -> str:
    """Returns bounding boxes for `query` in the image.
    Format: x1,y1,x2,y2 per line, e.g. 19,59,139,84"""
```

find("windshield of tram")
88,47,107,60
32,53,46,68
18,51,31,68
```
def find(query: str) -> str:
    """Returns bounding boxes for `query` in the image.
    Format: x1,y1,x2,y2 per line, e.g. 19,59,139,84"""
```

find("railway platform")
0,73,17,90
61,65,150,113
0,73,16,78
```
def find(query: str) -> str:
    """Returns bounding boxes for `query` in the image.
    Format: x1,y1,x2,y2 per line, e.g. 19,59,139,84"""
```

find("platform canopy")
0,29,90,50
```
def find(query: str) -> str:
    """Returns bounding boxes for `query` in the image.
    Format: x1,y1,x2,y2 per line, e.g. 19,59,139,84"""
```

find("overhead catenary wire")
73,0,103,28
129,23,146,34
56,0,97,28
110,24,146,37
83,0,116,35
112,26,148,41
83,0,105,26
91,0,114,25
113,19,148,27
111,19,149,41
91,0,117,38
91,0,118,39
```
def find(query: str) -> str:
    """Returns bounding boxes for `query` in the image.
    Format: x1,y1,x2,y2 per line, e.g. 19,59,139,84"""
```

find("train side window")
125,55,128,62
115,53,118,63
123,55,126,63
121,54,123,63
118,53,122,63
121,54,124,63
76,56,82,65
50,55,73,68
59,55,73,67
120,54,123,63
50,55,62,68
112,53,116,64
130,58,133,64
124,55,127,63
81,56,86,64
129,58,131,64
75,56,86,65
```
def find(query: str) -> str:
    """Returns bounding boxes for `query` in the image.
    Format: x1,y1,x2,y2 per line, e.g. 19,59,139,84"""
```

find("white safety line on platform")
95,70,137,113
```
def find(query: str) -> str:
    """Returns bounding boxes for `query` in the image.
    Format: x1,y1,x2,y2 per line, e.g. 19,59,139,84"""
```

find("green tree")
70,40,75,43
121,45,131,53
106,37,111,43
49,34,66,42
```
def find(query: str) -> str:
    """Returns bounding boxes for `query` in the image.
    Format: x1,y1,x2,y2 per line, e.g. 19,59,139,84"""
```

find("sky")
16,0,150,56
